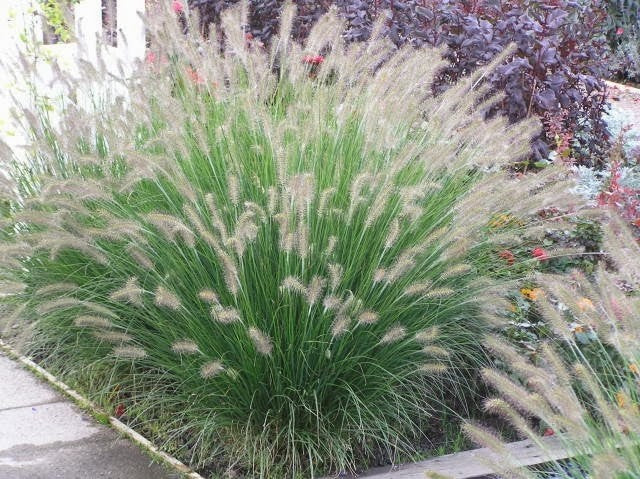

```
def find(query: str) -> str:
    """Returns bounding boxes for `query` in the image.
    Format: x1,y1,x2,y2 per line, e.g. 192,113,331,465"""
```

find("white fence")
0,0,146,161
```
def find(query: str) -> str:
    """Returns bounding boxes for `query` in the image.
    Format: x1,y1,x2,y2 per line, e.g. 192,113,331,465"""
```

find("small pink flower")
145,51,157,64
531,247,549,261
543,428,554,437
185,66,204,85
172,1,184,14
303,55,324,66
616,27,624,36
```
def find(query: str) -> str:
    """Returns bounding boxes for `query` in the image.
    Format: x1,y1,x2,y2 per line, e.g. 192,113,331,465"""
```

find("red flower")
114,404,125,418
531,247,549,261
543,428,555,437
303,55,324,66
499,250,515,266
616,27,624,36
172,1,184,14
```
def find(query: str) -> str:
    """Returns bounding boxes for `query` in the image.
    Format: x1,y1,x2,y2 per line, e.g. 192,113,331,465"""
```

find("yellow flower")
615,391,627,409
520,288,543,301
508,304,518,313
576,297,594,311
630,364,639,375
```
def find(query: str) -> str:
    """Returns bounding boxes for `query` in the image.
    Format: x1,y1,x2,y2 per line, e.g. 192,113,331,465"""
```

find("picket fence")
0,0,146,161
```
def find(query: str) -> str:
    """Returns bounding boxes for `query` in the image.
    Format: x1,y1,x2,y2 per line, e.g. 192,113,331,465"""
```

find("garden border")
0,338,205,479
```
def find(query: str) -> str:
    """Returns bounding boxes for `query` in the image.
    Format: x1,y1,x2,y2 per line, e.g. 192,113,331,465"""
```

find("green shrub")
465,214,640,478
0,4,581,477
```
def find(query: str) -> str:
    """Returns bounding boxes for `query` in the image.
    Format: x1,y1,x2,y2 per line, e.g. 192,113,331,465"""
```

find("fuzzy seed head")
305,276,326,306
198,289,220,304
328,263,343,290
248,327,273,356
113,345,147,359
415,327,439,343
93,331,133,343
74,315,113,329
35,282,77,296
200,360,225,379
418,363,449,375
357,311,379,324
404,281,433,296
331,315,350,338
214,307,241,324
172,339,200,355
424,288,456,299
110,277,144,306
380,325,407,345
154,286,182,310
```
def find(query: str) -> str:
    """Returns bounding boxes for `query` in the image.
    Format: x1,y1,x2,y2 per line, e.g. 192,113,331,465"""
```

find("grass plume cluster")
465,214,640,478
0,3,583,476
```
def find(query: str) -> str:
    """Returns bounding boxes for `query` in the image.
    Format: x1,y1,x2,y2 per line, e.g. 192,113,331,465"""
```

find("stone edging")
0,339,205,479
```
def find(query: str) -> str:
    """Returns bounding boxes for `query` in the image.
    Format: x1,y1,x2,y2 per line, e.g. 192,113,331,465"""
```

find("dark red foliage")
187,0,610,165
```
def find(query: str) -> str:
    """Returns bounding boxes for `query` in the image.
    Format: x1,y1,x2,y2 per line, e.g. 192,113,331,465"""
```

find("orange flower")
630,364,639,375
615,391,626,408
576,297,594,311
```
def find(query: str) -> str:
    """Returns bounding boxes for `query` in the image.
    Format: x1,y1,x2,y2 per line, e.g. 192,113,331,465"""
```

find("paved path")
0,352,178,479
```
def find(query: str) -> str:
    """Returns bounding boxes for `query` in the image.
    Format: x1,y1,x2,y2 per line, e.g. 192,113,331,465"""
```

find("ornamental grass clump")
464,215,640,479
0,3,582,476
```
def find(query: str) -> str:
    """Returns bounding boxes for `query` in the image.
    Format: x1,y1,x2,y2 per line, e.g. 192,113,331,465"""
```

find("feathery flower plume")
327,263,343,290
373,269,387,283
126,244,154,270
325,236,338,256
146,213,195,247
424,288,456,299
205,193,229,242
441,264,473,279
93,331,133,343
110,277,144,306
281,276,306,295
331,315,350,338
421,345,450,357
248,327,273,356
318,188,336,216
171,339,200,355
305,276,326,306
385,218,400,250
415,327,439,344
418,363,448,375
37,297,84,315
200,360,225,379
154,286,182,310
380,325,407,345
74,315,113,329
323,295,341,311
213,306,241,324
404,281,433,296
357,311,379,324
113,346,147,359
228,175,240,206
35,283,78,296
198,289,220,304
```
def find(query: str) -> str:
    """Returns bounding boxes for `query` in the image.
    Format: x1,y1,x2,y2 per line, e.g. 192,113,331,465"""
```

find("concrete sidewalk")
0,352,179,479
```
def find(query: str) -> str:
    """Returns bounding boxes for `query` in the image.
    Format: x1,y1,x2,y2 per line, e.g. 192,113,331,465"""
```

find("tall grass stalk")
464,214,640,478
0,3,582,476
